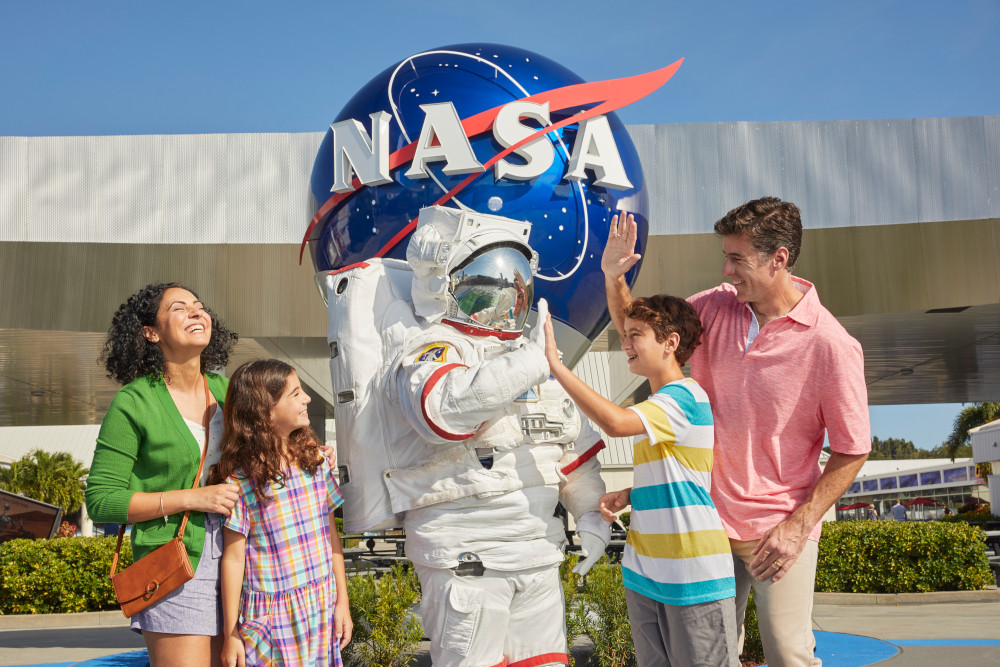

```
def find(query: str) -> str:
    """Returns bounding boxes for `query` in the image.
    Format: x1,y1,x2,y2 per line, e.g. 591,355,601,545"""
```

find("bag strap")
111,374,213,577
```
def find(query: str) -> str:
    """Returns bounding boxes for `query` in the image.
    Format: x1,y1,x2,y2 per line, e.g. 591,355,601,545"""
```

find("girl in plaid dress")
215,359,352,666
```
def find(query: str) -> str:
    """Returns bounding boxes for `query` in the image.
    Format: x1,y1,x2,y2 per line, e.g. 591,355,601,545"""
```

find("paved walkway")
811,597,1000,667
1,594,998,667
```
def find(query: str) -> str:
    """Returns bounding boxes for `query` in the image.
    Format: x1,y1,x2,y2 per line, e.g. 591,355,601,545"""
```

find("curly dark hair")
623,294,703,365
99,283,238,386
210,359,322,505
713,196,803,270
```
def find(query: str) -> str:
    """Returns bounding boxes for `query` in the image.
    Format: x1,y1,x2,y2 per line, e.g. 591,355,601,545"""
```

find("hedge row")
1,520,991,618
815,520,992,593
0,535,130,614
940,507,999,524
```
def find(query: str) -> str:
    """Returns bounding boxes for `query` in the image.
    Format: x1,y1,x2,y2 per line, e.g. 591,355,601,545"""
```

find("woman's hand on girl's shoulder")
320,445,336,468
190,483,239,515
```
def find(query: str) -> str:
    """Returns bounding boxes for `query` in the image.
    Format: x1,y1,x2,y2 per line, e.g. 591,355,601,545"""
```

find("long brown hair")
213,359,322,504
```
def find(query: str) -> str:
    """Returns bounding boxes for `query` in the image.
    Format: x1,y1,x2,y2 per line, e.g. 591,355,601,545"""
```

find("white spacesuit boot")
322,206,610,667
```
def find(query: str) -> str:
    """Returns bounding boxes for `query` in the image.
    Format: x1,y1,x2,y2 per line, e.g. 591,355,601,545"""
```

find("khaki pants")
731,539,821,667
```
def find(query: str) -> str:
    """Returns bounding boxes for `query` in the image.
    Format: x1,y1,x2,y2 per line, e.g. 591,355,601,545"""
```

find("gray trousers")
625,588,739,667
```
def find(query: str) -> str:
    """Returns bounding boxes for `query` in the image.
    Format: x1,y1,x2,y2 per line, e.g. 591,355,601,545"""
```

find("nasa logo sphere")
306,43,657,344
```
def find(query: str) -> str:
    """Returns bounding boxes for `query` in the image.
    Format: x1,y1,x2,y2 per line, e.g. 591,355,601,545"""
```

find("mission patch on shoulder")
514,386,540,402
415,344,450,363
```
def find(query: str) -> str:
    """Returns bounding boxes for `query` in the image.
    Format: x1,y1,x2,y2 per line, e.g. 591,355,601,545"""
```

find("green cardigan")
85,372,228,572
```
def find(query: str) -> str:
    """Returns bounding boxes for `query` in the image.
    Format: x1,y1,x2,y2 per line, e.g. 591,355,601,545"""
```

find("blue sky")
2,0,995,448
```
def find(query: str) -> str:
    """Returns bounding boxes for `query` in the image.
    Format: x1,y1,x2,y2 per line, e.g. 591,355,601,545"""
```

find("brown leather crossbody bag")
110,375,212,618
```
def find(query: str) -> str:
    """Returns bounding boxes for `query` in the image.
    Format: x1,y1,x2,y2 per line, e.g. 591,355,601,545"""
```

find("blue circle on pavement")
70,650,149,666
804,631,897,667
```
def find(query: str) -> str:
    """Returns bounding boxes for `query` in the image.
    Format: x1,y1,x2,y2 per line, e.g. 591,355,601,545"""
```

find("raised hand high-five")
601,212,642,280
602,212,641,338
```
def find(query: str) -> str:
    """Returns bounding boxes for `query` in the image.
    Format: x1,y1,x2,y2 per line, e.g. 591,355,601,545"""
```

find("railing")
338,524,630,576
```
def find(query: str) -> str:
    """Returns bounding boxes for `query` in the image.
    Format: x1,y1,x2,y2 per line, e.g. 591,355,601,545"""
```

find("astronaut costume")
322,206,610,667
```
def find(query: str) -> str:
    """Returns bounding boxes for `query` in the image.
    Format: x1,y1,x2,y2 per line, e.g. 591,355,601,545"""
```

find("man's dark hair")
623,295,703,365
713,196,802,269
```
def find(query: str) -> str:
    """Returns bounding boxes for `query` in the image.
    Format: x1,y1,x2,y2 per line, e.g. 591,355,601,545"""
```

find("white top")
183,405,224,486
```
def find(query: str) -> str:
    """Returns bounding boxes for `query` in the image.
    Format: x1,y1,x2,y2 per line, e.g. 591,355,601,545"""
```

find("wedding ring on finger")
773,560,784,570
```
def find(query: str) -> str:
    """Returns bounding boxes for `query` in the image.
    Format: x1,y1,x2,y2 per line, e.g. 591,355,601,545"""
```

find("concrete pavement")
1,591,998,666
810,595,1000,667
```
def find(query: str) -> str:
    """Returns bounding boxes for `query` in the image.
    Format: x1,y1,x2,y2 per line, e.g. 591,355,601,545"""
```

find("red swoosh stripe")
420,362,479,441
300,59,683,263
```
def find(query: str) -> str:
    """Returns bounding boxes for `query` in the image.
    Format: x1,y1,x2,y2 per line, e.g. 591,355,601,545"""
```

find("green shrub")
958,499,990,515
560,556,584,666
343,563,423,667
941,507,999,524
740,589,764,665
572,557,635,667
0,536,129,614
816,520,991,593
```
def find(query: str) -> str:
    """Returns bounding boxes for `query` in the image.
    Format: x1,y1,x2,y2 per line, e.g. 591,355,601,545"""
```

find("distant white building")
969,418,1000,513
836,457,986,520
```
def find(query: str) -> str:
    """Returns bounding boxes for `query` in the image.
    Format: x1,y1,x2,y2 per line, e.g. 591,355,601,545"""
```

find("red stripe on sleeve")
420,363,478,441
560,440,606,476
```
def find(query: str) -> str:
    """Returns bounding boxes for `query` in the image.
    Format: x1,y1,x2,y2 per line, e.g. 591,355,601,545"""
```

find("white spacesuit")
322,206,609,667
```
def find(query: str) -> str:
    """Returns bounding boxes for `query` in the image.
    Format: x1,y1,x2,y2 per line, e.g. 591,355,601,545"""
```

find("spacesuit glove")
572,511,611,576
573,530,609,577
406,223,451,276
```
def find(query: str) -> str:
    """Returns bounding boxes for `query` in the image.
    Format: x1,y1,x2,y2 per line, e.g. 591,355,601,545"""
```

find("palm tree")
944,402,1000,478
0,450,88,514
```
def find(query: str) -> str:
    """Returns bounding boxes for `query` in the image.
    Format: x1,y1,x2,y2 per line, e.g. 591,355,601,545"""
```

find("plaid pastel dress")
225,459,345,666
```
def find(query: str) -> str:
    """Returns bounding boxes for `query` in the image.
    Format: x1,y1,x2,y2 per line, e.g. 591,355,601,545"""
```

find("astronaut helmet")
407,206,539,336
446,241,534,334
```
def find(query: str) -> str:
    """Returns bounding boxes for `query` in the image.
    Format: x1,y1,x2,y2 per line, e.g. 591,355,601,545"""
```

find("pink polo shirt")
688,278,870,542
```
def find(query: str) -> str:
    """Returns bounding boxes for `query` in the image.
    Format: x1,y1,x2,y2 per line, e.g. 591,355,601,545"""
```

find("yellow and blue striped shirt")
623,378,735,605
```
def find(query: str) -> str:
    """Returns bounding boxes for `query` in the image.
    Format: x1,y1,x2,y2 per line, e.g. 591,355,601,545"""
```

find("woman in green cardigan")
86,283,239,667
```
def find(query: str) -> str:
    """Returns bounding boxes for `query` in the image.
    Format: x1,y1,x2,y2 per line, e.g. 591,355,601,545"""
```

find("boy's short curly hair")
623,295,703,365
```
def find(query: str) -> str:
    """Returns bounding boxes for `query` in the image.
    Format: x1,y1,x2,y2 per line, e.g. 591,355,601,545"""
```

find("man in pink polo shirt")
604,197,870,667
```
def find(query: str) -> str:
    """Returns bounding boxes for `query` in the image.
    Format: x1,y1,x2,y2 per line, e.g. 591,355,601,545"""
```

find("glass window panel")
943,467,968,483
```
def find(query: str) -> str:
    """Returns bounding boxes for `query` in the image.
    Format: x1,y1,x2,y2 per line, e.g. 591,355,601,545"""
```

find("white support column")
79,498,93,537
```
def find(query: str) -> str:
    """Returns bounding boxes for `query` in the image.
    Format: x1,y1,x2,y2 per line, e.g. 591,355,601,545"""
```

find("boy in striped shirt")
542,294,738,667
